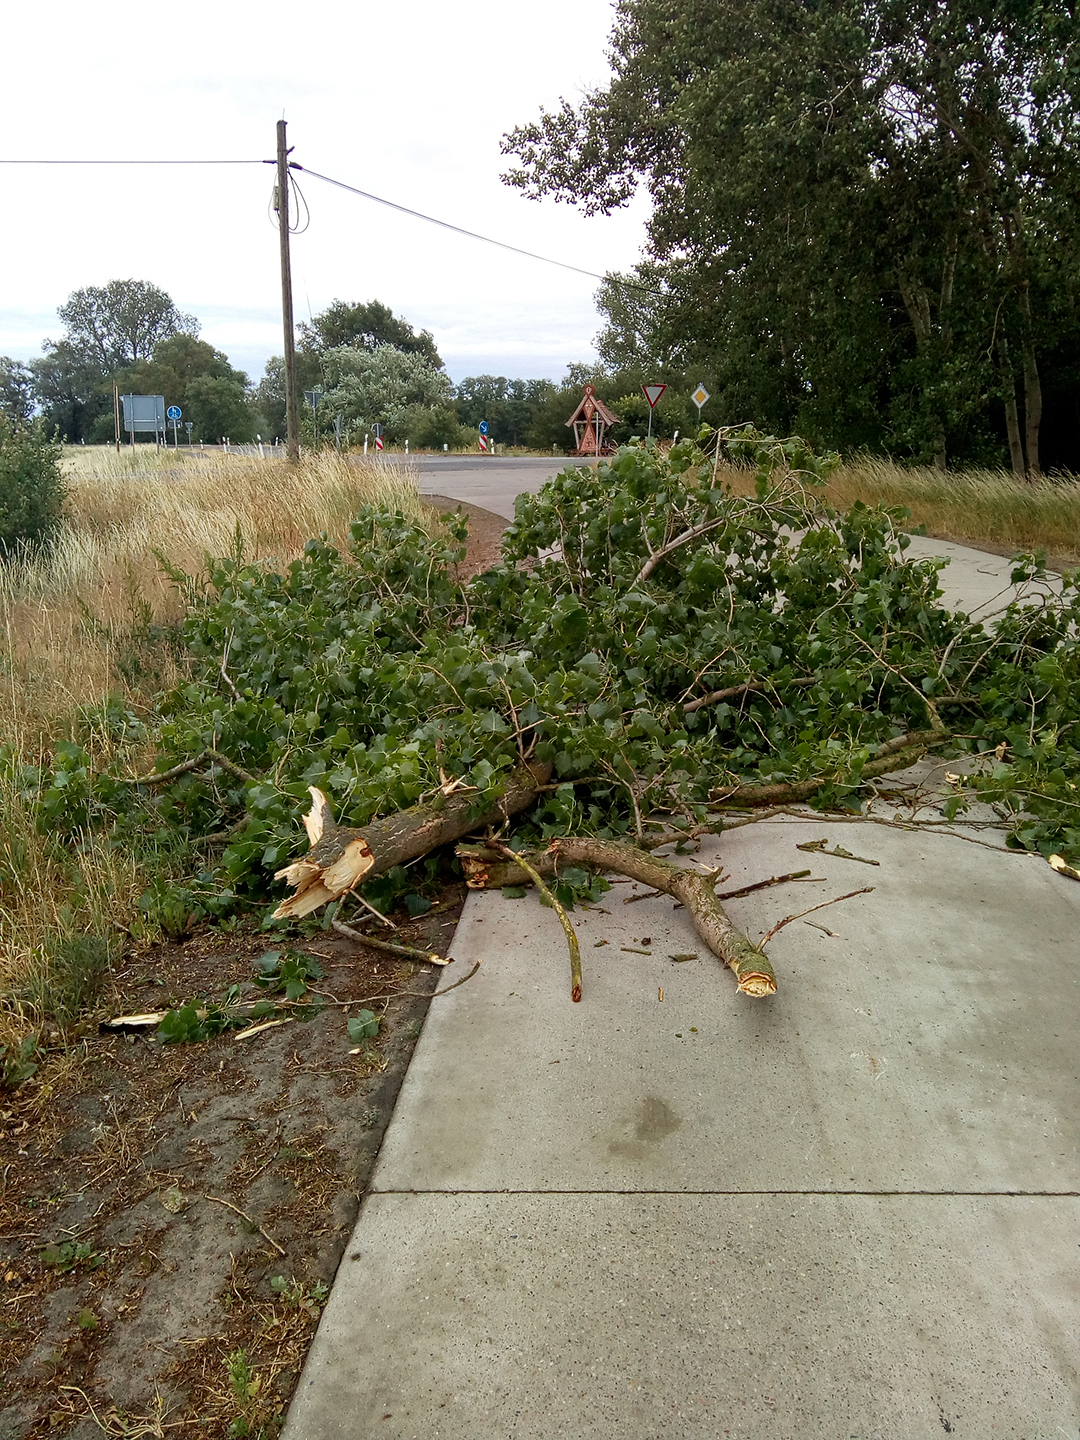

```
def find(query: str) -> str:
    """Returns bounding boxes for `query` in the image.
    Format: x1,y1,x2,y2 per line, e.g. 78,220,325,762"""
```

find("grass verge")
0,446,421,1062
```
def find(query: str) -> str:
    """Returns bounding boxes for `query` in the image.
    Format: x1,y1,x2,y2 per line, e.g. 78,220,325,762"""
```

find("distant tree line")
2,280,801,455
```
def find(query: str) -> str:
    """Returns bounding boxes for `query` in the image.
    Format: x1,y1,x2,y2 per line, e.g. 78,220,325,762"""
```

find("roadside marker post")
641,383,666,440
479,420,489,454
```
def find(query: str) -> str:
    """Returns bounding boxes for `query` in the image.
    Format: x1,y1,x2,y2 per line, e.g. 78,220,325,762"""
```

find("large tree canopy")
503,1,1080,473
54,279,199,373
298,299,442,368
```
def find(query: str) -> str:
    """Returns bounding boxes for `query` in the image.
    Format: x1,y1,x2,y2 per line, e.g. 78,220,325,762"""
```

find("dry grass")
721,455,1080,566
0,447,420,1053
1,446,421,755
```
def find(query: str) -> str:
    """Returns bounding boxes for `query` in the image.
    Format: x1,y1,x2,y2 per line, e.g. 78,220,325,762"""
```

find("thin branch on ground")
759,887,875,946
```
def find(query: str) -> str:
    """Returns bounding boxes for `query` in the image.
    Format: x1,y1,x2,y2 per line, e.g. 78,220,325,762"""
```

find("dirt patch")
0,897,464,1439
422,493,510,579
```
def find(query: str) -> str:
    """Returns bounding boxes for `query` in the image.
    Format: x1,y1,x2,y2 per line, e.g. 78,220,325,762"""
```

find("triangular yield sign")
642,384,667,408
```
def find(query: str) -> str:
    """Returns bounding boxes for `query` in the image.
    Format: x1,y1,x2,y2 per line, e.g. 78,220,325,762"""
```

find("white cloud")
1,0,648,383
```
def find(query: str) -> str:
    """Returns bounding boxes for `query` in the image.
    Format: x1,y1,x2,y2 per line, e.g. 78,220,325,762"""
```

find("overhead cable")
293,164,658,294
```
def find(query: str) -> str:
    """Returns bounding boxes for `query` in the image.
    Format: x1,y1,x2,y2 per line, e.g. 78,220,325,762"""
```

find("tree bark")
996,330,1026,479
1016,280,1043,477
271,762,553,919
459,837,777,997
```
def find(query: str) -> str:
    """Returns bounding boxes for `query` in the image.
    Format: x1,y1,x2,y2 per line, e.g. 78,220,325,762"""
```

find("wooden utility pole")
276,119,300,464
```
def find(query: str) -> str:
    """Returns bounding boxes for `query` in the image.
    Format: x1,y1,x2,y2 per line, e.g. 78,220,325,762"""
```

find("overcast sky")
1,0,648,386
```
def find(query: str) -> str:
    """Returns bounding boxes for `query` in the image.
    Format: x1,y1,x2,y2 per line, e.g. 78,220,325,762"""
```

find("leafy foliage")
0,418,65,556
503,1,1080,471
30,431,1080,934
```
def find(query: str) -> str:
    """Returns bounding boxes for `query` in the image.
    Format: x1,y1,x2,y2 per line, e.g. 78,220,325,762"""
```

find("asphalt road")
414,453,592,520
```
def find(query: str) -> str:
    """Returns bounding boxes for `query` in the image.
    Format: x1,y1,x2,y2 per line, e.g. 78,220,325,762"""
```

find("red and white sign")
375,433,384,451
642,384,667,409
479,434,488,452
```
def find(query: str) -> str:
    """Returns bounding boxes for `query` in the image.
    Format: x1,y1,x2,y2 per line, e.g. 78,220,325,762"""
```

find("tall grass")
828,458,1080,564
1,447,422,753
721,455,1080,565
0,447,421,1056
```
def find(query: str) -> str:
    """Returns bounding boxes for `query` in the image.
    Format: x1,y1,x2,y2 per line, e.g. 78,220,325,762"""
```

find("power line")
0,158,264,164
0,153,657,294
293,163,657,294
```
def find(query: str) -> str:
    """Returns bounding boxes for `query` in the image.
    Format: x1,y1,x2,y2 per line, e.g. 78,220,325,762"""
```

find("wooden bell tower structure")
565,384,619,456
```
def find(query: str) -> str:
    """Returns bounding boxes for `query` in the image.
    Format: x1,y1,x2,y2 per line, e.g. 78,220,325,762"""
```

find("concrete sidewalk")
283,517,1080,1440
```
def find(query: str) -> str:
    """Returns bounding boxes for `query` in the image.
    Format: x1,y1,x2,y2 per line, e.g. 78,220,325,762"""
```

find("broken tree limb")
459,836,775,996
548,837,776,997
684,676,816,714
710,731,947,806
492,842,582,1003
331,919,451,966
272,761,553,919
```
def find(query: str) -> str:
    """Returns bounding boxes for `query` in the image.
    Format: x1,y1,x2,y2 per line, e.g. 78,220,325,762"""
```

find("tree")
29,342,108,443
299,299,442,368
454,376,557,447
320,345,452,442
0,358,35,424
0,418,64,556
502,0,1080,472
55,280,198,373
116,335,255,442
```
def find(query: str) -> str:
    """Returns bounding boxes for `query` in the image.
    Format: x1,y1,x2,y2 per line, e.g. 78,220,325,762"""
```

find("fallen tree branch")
492,842,582,1002
711,731,947,806
759,887,875,945
458,837,775,996
114,746,258,788
684,676,816,714
548,837,776,997
331,919,451,966
633,514,730,586
272,761,553,919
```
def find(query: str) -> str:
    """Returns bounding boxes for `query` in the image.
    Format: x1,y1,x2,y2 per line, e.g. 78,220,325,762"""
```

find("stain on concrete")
609,1095,682,1159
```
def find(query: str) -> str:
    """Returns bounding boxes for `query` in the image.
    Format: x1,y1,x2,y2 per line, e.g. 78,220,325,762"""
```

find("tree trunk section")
1016,282,1043,477
997,332,1026,479
272,762,553,918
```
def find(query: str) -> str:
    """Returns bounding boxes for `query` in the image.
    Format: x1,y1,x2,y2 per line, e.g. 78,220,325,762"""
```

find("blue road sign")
167,405,182,421
479,420,489,435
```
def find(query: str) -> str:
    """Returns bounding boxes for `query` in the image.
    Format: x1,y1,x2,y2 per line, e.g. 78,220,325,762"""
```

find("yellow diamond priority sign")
691,384,710,411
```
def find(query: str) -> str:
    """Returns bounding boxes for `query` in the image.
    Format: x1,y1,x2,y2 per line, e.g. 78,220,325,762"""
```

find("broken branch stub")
272,763,553,919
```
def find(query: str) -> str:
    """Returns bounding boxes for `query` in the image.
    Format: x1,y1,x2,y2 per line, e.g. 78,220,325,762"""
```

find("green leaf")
347,1010,380,1042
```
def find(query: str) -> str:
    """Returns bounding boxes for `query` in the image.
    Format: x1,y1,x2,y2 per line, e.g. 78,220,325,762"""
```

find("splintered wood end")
303,786,335,847
321,838,375,895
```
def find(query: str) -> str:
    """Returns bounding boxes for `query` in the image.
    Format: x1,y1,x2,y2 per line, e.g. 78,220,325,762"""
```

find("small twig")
203,1195,286,1256
623,888,664,904
760,887,875,946
716,869,819,899
219,637,241,702
804,919,838,936
494,843,582,1002
346,891,397,929
332,919,450,965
